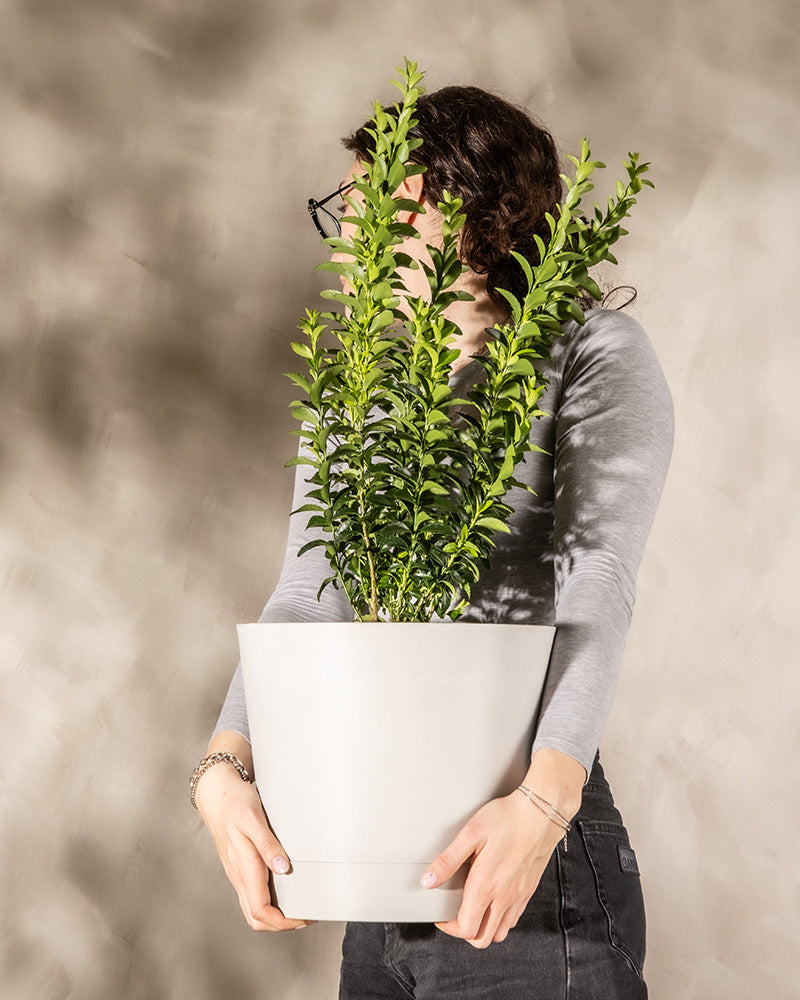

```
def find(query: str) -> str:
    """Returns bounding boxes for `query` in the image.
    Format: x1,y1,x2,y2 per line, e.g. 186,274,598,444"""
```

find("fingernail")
420,871,437,888
272,856,290,874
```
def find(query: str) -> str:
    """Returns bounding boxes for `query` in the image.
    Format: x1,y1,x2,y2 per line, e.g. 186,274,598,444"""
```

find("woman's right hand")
195,736,315,932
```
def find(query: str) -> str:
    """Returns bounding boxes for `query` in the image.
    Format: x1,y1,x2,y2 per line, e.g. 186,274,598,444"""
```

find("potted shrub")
239,60,652,922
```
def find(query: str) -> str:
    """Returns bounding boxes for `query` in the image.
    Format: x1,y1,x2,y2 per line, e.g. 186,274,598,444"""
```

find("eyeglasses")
308,182,353,240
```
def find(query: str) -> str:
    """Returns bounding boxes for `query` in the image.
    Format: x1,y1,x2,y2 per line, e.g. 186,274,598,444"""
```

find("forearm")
530,594,631,778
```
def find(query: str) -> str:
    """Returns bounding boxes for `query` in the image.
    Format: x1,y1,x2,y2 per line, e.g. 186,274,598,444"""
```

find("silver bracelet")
189,752,251,808
516,784,572,851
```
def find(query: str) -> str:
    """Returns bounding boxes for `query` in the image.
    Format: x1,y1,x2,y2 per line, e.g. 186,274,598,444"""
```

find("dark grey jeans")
338,756,647,1000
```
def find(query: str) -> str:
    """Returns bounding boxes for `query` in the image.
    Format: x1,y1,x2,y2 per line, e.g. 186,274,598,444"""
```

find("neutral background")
2,0,798,997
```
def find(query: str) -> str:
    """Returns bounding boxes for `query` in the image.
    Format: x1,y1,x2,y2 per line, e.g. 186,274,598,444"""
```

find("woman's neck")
445,270,509,373
393,207,510,372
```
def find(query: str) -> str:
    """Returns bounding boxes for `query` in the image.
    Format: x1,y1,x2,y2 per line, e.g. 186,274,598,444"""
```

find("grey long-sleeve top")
213,308,674,779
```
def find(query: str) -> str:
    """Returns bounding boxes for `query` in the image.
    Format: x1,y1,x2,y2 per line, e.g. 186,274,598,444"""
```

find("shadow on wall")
1,0,323,483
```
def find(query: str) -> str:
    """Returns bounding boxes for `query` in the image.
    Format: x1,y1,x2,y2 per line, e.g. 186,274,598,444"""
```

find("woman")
192,86,673,998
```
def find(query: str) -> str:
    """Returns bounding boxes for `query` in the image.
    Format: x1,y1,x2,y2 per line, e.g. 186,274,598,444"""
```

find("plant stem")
360,506,379,621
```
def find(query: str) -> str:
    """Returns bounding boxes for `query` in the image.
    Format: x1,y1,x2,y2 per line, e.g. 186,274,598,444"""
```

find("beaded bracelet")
189,752,251,808
516,784,572,851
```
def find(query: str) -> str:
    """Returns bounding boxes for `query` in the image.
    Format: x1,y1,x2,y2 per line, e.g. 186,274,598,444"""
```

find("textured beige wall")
2,1,798,997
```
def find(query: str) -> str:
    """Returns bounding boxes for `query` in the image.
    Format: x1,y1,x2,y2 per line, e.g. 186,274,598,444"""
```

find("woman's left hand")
423,748,585,949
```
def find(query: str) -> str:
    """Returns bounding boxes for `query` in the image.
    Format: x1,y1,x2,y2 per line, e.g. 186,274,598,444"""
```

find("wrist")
190,750,252,810
206,730,254,774
522,748,585,821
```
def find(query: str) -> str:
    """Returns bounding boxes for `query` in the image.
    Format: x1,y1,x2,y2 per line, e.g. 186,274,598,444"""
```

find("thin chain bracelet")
189,752,251,809
516,784,572,851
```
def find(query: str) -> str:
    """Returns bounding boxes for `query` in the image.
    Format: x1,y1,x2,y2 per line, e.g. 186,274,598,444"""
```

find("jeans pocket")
578,820,647,977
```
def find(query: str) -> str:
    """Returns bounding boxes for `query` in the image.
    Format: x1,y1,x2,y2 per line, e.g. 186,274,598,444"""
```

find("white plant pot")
238,621,554,923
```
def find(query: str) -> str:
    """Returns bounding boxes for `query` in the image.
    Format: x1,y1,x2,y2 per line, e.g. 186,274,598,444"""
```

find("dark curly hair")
342,85,564,308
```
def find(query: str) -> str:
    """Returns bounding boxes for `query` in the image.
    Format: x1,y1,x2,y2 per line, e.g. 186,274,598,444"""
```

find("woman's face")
332,160,436,302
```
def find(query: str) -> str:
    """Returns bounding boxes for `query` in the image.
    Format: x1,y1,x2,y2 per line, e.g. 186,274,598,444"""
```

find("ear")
396,171,425,224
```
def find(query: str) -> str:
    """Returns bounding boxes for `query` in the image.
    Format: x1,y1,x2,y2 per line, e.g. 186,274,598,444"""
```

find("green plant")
287,59,652,623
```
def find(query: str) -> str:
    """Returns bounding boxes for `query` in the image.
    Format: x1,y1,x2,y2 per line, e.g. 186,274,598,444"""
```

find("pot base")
273,860,467,923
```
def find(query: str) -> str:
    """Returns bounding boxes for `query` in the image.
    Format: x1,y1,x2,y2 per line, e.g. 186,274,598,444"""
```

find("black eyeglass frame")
307,182,353,240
